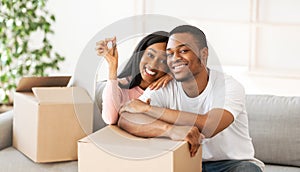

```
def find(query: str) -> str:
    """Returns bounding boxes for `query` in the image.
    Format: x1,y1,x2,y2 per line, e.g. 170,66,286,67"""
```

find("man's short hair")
169,25,207,49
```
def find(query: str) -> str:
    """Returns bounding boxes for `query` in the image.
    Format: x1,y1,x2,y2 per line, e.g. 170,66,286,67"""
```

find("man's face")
166,33,203,82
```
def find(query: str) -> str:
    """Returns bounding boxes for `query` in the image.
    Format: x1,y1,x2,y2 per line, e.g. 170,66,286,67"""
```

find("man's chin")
174,75,195,82
174,76,193,82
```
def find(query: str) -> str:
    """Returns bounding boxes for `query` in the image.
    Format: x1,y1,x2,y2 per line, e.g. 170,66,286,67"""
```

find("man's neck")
181,68,209,98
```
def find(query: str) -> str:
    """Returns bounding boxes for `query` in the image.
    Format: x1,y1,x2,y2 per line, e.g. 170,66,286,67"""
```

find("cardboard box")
13,76,93,163
78,126,202,172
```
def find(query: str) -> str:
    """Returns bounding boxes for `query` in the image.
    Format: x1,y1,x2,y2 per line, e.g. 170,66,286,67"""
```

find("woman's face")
139,42,168,87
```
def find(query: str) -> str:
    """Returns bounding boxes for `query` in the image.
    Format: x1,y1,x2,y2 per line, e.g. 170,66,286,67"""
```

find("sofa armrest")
0,110,13,150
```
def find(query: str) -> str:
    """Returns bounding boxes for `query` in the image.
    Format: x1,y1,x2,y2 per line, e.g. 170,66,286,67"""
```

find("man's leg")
203,160,262,172
227,160,262,172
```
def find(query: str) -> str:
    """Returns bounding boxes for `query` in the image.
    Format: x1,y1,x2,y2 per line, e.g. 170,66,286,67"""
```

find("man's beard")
174,73,194,82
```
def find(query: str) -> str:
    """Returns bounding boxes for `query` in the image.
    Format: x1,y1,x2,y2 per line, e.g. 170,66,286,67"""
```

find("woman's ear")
199,47,208,65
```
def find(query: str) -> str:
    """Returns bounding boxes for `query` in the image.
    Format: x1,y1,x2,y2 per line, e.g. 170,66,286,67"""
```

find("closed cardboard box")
13,76,93,163
78,126,202,172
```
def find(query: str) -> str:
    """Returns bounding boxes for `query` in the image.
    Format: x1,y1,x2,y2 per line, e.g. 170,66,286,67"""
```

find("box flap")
16,76,71,92
32,87,92,104
87,126,185,160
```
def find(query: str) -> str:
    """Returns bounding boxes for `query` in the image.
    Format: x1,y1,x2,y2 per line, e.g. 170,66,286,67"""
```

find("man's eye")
180,50,188,53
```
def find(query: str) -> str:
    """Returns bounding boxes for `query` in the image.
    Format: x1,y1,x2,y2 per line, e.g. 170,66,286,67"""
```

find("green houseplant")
0,0,65,105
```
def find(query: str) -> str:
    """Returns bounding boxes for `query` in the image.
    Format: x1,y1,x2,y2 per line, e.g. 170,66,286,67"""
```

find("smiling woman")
95,31,173,125
138,42,169,89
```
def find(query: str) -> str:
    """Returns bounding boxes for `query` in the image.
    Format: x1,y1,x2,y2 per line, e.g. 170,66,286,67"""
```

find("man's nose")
171,51,182,61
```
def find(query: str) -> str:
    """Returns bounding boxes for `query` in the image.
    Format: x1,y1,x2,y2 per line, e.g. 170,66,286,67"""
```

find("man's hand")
119,99,151,114
169,126,204,157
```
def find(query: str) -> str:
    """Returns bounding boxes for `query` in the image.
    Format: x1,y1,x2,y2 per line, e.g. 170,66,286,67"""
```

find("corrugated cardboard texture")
78,126,202,172
13,85,93,163
13,92,38,161
16,76,71,92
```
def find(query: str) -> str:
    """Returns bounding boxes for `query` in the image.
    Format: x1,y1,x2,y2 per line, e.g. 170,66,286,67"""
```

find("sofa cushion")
93,81,107,131
0,147,77,172
95,81,107,115
246,95,300,167
265,164,300,172
0,110,13,150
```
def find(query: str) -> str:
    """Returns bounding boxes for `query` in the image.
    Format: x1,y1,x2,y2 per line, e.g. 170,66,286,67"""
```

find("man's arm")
118,112,171,138
118,112,203,157
146,106,234,138
119,99,234,138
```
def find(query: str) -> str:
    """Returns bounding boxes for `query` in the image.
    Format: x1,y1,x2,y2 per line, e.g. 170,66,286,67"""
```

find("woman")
96,31,171,124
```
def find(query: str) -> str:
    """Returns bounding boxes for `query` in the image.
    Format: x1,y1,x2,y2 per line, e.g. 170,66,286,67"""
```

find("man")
118,25,264,172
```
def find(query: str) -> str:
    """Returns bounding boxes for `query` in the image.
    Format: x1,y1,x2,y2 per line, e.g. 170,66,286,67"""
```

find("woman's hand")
96,37,118,79
149,73,173,90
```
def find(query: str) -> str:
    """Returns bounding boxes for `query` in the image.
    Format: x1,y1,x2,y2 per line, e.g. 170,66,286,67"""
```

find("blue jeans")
202,160,262,172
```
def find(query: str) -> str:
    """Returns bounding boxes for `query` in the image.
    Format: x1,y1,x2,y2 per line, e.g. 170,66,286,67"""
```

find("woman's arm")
101,80,123,124
96,37,121,124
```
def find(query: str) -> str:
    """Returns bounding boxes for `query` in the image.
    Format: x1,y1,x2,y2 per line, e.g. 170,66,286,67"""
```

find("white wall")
47,0,143,75
47,0,300,96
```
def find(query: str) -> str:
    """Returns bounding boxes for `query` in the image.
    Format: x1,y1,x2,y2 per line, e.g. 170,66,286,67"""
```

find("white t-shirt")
140,69,257,162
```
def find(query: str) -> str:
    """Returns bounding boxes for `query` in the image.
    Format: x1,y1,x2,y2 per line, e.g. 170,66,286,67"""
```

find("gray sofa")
246,95,300,171
0,95,299,172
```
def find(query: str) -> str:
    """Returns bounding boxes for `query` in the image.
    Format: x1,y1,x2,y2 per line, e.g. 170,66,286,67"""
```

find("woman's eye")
147,52,154,58
159,59,167,64
166,53,173,58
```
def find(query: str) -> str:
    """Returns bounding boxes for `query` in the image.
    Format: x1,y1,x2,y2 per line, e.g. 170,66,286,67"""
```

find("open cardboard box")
78,125,202,172
13,76,93,163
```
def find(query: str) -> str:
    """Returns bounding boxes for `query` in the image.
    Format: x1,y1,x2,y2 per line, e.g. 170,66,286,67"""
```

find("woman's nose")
148,57,166,70
149,58,160,68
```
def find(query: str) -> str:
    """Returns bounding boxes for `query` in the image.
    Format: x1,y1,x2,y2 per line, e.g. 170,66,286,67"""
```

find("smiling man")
118,25,264,172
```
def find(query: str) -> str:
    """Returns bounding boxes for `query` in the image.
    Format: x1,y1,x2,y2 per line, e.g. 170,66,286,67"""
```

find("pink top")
102,80,144,124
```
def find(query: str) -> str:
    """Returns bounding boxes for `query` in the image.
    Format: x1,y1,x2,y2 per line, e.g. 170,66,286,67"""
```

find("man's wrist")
160,123,173,139
144,104,152,113
144,105,162,119
167,125,183,141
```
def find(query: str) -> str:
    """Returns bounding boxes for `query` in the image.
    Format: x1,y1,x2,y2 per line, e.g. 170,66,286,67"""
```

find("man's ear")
199,47,208,65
